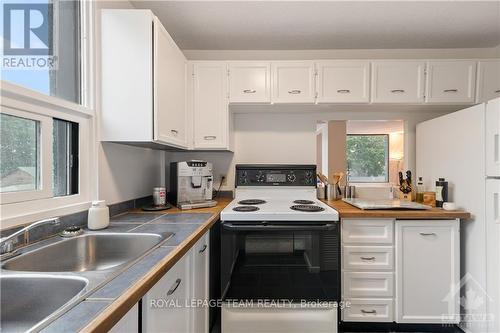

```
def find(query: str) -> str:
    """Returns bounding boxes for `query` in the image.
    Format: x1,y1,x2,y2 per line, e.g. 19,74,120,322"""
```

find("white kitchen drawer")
343,246,393,271
343,298,394,322
342,219,394,244
343,272,394,297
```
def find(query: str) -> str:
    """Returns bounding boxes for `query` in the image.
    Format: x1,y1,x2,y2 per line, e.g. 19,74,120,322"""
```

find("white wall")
94,1,163,204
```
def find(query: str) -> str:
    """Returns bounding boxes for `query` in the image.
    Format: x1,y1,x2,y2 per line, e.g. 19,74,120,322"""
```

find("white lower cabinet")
395,220,460,324
343,299,394,322
109,303,139,333
143,232,210,333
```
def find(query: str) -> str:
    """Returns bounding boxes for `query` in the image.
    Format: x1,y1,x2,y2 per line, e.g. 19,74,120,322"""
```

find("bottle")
88,200,110,230
416,177,425,203
435,178,448,208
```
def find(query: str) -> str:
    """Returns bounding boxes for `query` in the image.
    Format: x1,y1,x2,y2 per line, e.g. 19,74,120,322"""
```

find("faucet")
0,217,61,257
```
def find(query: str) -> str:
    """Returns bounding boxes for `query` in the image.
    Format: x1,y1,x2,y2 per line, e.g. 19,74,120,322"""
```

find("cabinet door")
193,62,229,149
316,61,370,103
228,62,270,103
192,232,210,333
371,61,425,103
271,61,315,103
109,303,138,333
477,60,500,103
396,221,460,324
486,98,500,177
143,254,191,333
486,180,500,333
154,17,187,148
425,60,476,104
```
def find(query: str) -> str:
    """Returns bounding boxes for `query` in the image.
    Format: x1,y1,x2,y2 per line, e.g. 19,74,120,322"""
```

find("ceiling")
132,1,500,50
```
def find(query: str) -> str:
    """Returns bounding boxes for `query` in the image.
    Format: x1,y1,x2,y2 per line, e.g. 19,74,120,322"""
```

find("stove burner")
238,199,267,205
293,200,315,205
290,205,325,212
233,206,260,212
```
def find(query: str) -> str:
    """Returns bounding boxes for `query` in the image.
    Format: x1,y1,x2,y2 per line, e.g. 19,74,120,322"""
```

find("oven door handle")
221,222,337,231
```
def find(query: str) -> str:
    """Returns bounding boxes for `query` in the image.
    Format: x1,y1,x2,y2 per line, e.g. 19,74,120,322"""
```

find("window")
53,119,79,196
1,0,82,103
347,134,389,183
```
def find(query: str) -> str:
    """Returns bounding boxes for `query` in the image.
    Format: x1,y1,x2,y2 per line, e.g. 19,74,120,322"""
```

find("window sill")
1,81,94,118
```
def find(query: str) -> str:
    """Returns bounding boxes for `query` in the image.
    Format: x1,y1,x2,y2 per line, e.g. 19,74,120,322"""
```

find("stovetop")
221,188,339,221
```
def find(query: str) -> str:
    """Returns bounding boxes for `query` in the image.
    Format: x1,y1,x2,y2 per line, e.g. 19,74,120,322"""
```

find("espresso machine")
170,160,217,210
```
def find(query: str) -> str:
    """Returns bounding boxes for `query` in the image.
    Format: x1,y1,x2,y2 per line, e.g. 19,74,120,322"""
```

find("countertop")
323,199,471,220
40,198,232,333
39,197,469,332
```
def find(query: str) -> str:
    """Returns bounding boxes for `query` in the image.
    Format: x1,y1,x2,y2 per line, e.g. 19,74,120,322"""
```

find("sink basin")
3,233,166,272
0,275,87,332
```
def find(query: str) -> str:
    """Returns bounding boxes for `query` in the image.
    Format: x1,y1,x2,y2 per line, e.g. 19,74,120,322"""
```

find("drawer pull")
167,278,182,296
337,89,351,93
288,89,301,94
391,89,405,93
360,256,376,261
443,89,458,93
171,129,178,135
495,89,500,93
361,309,377,314
199,244,208,253
420,232,436,236
243,89,257,94
204,136,216,140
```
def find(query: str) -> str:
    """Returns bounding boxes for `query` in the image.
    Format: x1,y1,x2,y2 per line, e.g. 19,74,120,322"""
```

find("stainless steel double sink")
1,232,174,332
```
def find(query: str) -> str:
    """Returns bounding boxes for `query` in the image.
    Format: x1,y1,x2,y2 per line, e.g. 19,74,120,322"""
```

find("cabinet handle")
166,278,182,296
171,129,178,135
337,89,351,93
419,232,436,236
443,89,458,93
199,244,208,253
243,89,256,94
494,134,499,163
204,136,217,140
495,89,500,93
360,256,376,261
493,193,499,224
391,89,405,93
361,309,377,314
288,89,301,94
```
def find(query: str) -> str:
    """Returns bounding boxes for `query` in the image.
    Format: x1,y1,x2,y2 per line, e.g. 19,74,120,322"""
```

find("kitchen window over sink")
1,0,93,228
347,134,390,183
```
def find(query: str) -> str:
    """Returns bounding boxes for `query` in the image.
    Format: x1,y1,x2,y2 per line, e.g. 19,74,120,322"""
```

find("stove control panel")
236,164,316,187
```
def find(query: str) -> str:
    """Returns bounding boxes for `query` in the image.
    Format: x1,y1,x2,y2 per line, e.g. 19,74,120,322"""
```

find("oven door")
220,220,340,303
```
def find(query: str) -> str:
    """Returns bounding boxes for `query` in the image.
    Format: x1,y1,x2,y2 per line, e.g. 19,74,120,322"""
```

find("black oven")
220,220,340,302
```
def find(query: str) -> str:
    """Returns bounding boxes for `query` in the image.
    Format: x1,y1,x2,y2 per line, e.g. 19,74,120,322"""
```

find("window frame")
346,133,390,184
0,0,95,228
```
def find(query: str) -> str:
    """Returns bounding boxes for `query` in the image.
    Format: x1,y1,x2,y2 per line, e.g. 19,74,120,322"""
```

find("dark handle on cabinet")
288,89,302,94
243,89,257,94
221,222,336,231
360,256,376,261
361,309,377,314
167,278,182,296
391,89,405,93
204,136,216,140
337,89,351,93
199,244,208,253
171,129,178,135
420,232,436,236
443,89,458,93
495,89,500,93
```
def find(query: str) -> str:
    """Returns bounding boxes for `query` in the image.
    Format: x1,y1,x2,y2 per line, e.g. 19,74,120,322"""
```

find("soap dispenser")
88,200,110,230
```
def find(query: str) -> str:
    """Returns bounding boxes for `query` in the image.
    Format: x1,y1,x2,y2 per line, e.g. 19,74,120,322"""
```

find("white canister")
88,200,110,230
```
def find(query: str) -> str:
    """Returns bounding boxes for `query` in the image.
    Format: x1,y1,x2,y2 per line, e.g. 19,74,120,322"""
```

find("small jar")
88,200,110,230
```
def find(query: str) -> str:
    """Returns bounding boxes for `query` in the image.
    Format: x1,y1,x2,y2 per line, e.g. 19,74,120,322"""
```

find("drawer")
343,298,394,322
343,246,393,270
342,219,394,244
343,272,394,297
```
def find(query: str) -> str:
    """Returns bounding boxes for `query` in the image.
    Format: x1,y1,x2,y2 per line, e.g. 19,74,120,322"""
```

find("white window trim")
0,0,96,229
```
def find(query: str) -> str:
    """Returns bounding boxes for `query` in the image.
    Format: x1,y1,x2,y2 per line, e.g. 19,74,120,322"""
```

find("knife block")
398,190,413,202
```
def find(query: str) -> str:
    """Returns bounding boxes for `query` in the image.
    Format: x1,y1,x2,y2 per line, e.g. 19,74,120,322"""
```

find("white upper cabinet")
316,61,370,103
228,62,271,103
425,60,476,104
154,17,187,147
192,62,232,150
486,98,500,177
101,10,187,148
371,61,426,103
477,60,500,103
271,61,316,103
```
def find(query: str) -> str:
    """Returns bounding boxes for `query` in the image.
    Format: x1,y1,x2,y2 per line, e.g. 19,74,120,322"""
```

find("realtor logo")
2,3,57,69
